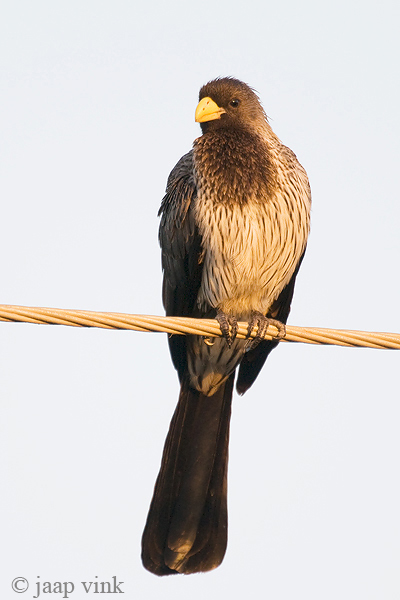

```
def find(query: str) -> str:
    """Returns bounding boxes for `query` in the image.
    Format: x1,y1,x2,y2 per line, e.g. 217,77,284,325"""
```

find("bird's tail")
141,373,234,575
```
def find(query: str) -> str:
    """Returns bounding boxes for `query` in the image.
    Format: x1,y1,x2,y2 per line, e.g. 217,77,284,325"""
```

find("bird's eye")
229,99,240,108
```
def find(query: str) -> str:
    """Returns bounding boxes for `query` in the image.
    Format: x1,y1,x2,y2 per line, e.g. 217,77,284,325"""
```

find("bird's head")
195,77,267,134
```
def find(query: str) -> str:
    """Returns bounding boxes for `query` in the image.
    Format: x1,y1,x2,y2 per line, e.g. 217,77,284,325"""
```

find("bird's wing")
158,150,204,379
236,249,307,395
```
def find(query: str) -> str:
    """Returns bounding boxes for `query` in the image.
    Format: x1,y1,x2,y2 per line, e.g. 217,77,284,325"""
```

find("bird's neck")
193,128,276,205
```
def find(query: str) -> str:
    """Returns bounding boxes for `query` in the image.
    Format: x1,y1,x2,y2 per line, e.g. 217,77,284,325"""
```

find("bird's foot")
245,312,286,351
216,310,238,348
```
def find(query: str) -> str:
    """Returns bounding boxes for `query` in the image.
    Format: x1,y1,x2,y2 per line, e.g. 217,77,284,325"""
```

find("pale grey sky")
1,1,399,598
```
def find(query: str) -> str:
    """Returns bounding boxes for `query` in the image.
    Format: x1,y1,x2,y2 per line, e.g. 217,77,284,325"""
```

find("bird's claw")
269,318,286,340
216,310,238,348
245,312,286,351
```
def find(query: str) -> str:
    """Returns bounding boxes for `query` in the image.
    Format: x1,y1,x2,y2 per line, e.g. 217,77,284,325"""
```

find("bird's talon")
268,319,286,340
245,312,286,350
216,311,238,347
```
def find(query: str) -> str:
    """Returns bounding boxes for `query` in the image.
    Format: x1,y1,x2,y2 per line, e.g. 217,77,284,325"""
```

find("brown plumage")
142,77,311,575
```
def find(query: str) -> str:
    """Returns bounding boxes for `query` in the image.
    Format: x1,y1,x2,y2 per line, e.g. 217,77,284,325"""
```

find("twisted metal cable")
0,304,399,349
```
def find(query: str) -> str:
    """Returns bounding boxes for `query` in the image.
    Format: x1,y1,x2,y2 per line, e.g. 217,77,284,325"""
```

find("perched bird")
142,77,311,575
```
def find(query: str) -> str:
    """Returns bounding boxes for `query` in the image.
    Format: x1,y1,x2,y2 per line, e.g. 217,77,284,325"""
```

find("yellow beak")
195,97,226,123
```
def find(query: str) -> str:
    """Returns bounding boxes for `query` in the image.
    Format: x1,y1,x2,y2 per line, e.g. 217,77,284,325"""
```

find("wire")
0,304,399,349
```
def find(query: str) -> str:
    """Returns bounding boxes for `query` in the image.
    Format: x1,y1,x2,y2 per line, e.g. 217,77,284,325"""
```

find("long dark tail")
141,373,234,575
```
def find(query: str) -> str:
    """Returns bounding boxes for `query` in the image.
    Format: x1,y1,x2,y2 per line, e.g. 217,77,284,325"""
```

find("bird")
141,77,311,575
